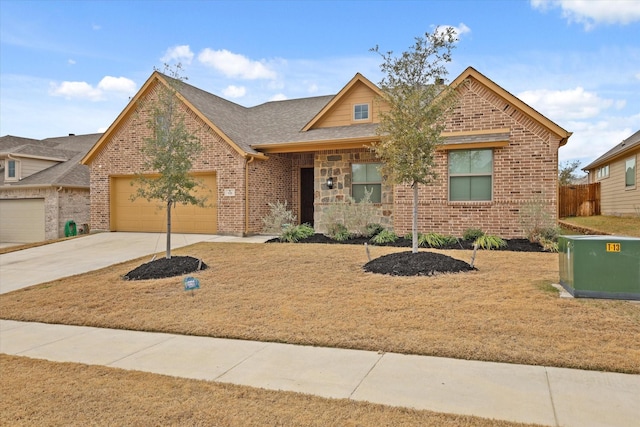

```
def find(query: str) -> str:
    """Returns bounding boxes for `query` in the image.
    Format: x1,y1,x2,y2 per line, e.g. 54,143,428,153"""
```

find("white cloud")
197,48,277,80
161,45,194,64
518,87,616,121
49,81,102,101
68,59,76,65
97,76,136,95
307,83,319,94
222,85,246,98
92,23,101,31
559,117,638,164
49,76,136,101
269,93,288,102
531,0,640,29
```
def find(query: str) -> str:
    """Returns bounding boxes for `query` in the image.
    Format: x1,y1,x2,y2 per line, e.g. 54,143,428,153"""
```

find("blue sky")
1,0,639,167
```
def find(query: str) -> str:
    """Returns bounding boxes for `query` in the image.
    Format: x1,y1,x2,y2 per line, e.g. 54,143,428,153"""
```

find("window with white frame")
596,165,609,180
625,156,636,188
6,159,18,181
351,163,381,203
449,149,493,201
353,103,369,121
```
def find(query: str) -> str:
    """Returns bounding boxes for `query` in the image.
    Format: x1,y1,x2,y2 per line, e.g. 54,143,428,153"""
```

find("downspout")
245,156,255,236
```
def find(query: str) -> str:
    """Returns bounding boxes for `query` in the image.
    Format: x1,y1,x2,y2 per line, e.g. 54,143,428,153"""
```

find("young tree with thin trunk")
558,160,582,186
371,27,459,253
132,64,206,259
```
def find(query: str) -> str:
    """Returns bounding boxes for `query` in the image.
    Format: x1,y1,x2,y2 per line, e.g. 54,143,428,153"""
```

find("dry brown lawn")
0,355,538,427
2,242,639,374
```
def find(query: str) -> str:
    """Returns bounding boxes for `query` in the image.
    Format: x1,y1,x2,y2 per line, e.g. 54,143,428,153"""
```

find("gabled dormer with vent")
302,73,386,131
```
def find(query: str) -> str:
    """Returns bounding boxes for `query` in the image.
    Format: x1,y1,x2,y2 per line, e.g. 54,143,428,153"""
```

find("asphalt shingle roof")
0,133,101,188
584,130,640,170
168,75,379,152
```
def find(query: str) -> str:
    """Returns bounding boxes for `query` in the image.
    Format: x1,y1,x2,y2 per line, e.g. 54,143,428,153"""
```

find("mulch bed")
267,234,544,277
123,256,208,281
123,235,543,280
363,251,476,276
267,234,544,252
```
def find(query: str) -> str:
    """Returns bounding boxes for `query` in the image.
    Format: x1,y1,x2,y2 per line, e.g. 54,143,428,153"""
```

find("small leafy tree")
371,27,459,253
558,160,582,186
132,64,206,259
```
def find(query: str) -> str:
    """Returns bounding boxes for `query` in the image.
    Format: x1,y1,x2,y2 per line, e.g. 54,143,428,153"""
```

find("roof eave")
252,136,379,154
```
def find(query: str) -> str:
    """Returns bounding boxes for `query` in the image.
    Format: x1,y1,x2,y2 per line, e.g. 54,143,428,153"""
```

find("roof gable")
449,67,572,146
81,72,263,165
302,73,383,131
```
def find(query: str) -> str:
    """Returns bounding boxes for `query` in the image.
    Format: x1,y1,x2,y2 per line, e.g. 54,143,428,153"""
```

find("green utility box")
558,235,640,300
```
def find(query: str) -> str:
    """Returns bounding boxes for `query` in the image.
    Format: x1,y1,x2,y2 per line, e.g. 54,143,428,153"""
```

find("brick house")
81,67,571,238
1,133,100,242
583,130,639,216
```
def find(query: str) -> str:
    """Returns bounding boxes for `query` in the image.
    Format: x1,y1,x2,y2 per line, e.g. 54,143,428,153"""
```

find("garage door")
110,174,217,233
0,198,45,243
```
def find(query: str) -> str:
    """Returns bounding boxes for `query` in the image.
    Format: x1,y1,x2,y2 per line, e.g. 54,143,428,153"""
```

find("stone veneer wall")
314,148,393,233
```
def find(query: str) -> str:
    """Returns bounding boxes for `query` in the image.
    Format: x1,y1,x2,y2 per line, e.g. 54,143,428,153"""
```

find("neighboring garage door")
0,198,45,243
110,174,217,233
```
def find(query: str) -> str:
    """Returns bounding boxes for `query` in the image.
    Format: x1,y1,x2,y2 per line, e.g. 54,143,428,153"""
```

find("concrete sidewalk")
0,232,272,294
1,319,638,427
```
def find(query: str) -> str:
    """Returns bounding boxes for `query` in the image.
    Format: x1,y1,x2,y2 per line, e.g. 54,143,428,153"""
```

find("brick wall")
0,187,89,240
247,154,294,233
391,76,561,238
57,188,91,236
88,86,248,235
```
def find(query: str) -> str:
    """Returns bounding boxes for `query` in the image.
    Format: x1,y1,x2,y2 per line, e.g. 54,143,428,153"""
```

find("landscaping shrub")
370,229,398,244
365,223,385,238
326,223,351,241
418,232,458,248
519,195,557,243
323,189,378,237
279,223,315,243
463,228,485,241
262,201,296,234
474,234,507,250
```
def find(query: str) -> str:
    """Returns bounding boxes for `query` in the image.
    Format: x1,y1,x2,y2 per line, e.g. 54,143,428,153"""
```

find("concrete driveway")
0,232,271,294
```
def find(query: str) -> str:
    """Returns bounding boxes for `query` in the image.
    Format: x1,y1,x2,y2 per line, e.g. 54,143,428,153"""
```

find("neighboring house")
584,130,640,216
81,67,571,238
0,133,101,243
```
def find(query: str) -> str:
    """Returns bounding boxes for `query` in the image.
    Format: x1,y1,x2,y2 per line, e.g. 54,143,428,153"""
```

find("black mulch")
363,251,476,276
123,256,208,281
266,234,544,252
267,233,544,277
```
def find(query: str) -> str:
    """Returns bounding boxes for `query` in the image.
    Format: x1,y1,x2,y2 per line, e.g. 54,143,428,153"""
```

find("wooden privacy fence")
559,183,600,218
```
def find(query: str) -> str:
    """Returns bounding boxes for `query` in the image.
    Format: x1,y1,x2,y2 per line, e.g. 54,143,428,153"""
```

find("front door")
300,168,314,226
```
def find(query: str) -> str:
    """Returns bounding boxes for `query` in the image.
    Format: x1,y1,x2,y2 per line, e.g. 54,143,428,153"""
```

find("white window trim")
625,156,636,189
5,159,20,182
352,103,371,122
596,164,609,180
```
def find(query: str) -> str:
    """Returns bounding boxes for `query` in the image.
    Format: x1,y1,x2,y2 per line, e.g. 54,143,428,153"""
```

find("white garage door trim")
0,198,45,243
